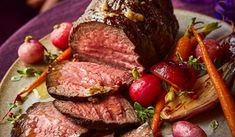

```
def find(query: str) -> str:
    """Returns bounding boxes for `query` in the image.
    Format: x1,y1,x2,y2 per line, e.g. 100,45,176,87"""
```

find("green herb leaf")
34,71,43,77
44,50,58,64
24,68,36,76
187,55,206,71
16,68,43,78
134,102,143,111
16,70,25,75
162,81,171,91
176,91,187,97
132,67,140,80
134,102,154,123
209,120,219,130
6,104,23,125
8,103,17,109
11,75,22,81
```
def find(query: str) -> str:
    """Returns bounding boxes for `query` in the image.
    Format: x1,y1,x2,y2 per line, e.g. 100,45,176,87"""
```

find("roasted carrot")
170,36,192,62
1,47,72,121
151,90,167,136
14,47,72,103
55,47,72,62
169,20,220,62
192,27,235,136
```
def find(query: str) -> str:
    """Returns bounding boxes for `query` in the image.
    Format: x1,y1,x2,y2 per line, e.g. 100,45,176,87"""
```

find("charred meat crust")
53,95,140,131
70,0,179,71
46,61,132,102
91,132,115,137
11,102,89,137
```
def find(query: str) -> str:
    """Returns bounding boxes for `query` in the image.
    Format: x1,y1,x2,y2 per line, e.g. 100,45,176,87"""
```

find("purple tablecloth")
0,0,215,81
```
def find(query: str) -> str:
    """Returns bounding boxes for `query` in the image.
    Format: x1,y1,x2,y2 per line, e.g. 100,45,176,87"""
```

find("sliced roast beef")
70,0,179,72
53,95,140,131
46,61,132,101
11,102,89,137
122,122,154,137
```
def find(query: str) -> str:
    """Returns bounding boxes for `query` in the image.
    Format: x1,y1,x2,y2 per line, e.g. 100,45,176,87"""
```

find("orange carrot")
55,47,72,62
151,90,167,136
169,21,220,62
192,27,235,136
1,47,72,121
170,36,192,62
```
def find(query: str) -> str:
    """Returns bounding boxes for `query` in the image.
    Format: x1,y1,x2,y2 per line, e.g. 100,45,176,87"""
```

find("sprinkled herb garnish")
187,55,206,71
176,91,187,97
134,102,154,123
6,103,23,124
11,75,22,81
209,120,219,130
44,48,59,64
8,103,17,110
131,67,140,80
11,68,43,81
162,81,171,91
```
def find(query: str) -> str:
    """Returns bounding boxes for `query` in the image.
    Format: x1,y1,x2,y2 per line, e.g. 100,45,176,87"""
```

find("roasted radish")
151,61,197,90
172,121,207,137
50,22,72,50
18,36,44,64
129,75,162,107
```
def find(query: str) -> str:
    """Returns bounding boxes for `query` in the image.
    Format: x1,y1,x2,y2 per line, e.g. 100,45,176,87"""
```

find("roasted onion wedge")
161,58,235,121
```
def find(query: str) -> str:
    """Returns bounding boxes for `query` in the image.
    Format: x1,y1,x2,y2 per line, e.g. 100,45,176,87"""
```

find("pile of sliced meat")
12,0,178,136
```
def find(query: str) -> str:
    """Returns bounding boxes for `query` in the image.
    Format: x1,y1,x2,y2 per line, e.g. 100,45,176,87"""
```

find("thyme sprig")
187,55,206,71
6,103,23,124
134,102,154,123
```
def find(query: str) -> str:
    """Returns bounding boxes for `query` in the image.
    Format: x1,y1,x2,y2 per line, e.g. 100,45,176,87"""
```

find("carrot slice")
151,90,167,136
1,47,72,121
192,27,235,136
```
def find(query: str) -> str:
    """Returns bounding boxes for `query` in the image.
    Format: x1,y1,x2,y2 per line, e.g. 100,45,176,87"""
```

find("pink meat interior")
72,22,143,72
48,62,132,97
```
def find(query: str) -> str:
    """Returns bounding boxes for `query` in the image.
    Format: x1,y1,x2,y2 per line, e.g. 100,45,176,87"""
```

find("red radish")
150,61,197,90
129,74,162,107
195,39,229,64
50,22,72,50
18,36,44,64
172,121,207,137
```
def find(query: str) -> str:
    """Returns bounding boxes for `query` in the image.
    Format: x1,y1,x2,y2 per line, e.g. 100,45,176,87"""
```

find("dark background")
0,0,39,46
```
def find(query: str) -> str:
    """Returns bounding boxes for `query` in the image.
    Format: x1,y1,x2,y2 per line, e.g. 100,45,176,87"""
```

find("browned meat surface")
70,0,179,72
53,95,140,130
46,61,132,101
11,102,89,137
91,132,115,137
122,122,154,137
